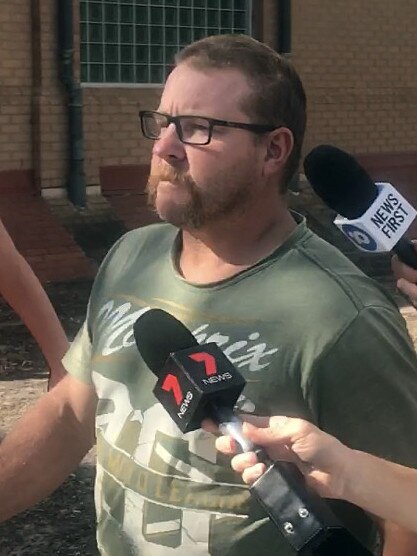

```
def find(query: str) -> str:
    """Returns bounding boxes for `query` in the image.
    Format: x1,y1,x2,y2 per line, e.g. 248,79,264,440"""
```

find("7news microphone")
133,308,372,556
303,144,417,269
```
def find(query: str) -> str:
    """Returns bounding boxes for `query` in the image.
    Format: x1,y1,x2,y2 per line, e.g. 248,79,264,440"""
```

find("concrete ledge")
99,164,149,195
0,193,95,283
41,185,103,199
0,169,35,194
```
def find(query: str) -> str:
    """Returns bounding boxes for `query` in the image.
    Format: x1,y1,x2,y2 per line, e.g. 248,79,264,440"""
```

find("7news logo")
160,351,233,419
154,343,246,433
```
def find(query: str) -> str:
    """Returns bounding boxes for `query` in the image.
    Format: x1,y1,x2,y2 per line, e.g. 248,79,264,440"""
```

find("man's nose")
152,123,186,163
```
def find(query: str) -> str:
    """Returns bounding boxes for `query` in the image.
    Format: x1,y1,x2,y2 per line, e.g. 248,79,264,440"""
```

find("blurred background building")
1,0,416,280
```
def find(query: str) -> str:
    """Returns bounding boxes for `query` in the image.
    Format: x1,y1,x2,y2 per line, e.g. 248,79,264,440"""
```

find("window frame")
80,0,255,88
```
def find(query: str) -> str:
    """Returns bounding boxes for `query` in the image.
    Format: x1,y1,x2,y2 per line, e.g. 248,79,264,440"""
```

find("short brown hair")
176,34,307,191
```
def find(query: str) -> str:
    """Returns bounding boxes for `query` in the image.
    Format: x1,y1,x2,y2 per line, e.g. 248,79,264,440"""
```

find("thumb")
397,278,417,306
242,421,292,461
241,422,279,445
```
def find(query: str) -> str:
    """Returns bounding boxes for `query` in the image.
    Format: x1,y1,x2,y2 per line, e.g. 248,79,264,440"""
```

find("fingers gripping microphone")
304,145,417,268
134,309,372,556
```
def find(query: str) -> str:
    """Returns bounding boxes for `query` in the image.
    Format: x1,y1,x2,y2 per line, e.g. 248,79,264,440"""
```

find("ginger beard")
146,158,257,229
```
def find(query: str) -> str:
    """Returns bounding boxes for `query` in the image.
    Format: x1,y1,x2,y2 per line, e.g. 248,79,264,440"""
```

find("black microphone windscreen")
303,145,379,219
133,308,198,376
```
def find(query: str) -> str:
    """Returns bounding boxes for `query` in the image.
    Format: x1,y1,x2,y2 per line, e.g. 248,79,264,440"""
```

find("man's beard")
146,160,254,229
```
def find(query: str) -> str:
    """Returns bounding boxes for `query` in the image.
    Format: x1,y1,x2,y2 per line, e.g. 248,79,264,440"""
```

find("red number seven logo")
161,374,183,405
189,352,217,376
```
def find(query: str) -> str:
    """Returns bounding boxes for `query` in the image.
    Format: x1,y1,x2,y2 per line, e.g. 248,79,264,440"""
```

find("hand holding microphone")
133,308,372,555
215,415,417,535
212,415,352,499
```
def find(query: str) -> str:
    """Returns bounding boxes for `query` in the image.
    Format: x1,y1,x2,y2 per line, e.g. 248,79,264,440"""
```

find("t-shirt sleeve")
62,320,93,384
306,305,417,469
61,231,134,384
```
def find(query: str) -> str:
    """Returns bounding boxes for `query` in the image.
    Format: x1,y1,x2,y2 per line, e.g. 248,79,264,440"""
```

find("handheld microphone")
133,307,252,451
133,308,372,555
303,144,417,269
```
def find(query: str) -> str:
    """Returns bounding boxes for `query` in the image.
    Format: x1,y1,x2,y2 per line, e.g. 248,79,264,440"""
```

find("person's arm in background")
0,373,96,521
0,297,99,519
301,306,417,555
392,243,417,307
213,416,417,534
0,219,68,388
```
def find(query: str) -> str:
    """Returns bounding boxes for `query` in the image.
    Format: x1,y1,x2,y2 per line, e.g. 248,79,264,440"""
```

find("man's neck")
178,201,297,284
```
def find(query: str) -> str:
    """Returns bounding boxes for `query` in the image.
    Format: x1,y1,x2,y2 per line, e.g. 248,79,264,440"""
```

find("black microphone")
133,307,253,451
133,308,372,556
304,144,417,269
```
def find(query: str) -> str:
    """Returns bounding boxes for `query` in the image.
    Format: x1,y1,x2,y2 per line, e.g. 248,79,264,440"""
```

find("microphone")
133,308,372,556
133,307,252,451
303,144,417,268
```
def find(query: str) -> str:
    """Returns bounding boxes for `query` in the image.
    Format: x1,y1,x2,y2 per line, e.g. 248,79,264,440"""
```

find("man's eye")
184,121,207,130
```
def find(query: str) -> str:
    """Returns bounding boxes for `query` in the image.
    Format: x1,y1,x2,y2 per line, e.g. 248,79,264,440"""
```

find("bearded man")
1,35,417,556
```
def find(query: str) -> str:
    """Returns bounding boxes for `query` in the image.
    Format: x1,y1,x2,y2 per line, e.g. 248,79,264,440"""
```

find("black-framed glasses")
139,110,277,146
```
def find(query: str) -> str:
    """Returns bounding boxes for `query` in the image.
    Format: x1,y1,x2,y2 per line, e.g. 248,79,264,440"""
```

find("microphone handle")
211,405,372,555
214,405,271,462
393,237,417,269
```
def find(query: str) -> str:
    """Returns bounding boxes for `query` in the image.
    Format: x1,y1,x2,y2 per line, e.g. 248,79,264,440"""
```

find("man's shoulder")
295,230,397,312
106,222,177,261
298,228,363,274
90,222,176,290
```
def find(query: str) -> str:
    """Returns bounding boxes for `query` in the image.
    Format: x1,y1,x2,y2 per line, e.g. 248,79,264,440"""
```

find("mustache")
146,163,197,211
147,163,194,190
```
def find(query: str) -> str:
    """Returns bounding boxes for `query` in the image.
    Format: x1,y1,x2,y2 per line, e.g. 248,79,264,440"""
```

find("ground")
0,281,98,556
0,279,417,555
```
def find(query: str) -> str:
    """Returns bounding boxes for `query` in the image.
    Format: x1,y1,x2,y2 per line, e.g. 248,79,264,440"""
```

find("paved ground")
0,281,98,556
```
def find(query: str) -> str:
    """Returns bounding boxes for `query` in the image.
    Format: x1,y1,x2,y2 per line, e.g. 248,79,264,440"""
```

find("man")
0,219,68,388
213,414,417,535
1,34,417,554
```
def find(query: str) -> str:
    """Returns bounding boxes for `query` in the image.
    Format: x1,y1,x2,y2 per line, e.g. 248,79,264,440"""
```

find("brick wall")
32,0,68,191
0,1,33,177
81,1,417,193
83,87,161,187
292,0,417,156
2,1,417,196
0,1,68,193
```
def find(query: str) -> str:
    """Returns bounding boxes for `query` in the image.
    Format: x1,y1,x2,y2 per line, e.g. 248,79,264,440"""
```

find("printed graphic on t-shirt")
92,298,280,554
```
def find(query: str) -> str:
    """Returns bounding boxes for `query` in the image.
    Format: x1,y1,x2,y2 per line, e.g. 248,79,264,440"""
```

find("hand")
392,245,417,307
212,415,354,499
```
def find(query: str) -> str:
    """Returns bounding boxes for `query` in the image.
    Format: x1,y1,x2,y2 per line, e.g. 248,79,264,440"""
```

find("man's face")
147,63,267,229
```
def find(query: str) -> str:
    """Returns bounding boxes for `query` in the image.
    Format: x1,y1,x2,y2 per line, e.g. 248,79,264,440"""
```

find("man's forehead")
159,63,251,117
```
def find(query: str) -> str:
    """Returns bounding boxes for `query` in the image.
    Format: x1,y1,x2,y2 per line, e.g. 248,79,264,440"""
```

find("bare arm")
349,457,417,554
0,220,69,386
346,453,417,535
213,417,417,535
0,374,96,522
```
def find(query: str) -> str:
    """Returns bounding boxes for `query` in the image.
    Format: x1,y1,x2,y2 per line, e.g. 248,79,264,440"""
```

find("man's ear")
263,127,294,176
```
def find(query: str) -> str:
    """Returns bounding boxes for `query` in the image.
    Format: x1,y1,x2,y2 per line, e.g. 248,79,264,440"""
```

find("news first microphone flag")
334,182,417,253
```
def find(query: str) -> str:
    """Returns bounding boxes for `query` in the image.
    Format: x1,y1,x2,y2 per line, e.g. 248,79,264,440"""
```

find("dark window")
80,0,252,84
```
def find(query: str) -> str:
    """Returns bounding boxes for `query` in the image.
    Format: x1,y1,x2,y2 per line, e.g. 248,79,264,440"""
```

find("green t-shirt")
63,217,417,556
